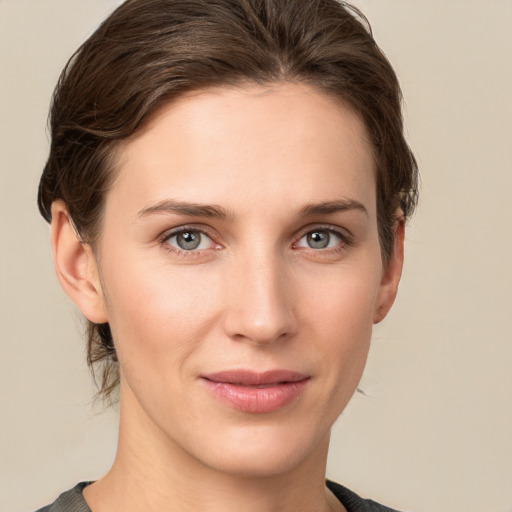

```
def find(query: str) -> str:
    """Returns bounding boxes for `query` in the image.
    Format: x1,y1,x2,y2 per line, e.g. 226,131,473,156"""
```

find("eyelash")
159,225,220,258
158,224,354,257
293,225,354,254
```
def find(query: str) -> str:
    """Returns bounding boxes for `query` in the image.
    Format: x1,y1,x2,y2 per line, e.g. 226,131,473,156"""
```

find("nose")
222,250,298,345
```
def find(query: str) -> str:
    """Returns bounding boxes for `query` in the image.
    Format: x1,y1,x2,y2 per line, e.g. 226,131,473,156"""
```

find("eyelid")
156,222,354,255
292,224,354,252
295,224,354,242
158,224,222,253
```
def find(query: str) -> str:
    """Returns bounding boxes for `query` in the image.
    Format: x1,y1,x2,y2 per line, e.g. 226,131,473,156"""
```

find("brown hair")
38,0,418,401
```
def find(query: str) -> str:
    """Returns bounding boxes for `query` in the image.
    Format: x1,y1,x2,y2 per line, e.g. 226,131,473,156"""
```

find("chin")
181,419,331,479
198,447,315,479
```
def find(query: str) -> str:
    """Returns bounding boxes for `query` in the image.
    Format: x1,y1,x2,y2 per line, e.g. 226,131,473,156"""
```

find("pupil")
307,231,329,249
177,231,201,250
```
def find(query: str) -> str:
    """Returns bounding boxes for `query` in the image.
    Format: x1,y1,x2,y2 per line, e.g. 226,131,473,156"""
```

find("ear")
50,200,108,324
373,215,405,324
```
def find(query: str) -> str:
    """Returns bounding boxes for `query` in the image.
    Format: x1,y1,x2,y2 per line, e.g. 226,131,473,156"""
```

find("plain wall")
0,1,511,511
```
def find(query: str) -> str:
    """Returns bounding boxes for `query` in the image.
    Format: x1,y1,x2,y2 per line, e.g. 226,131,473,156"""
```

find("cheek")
318,280,375,366
303,257,381,333
100,255,223,382
302,260,382,385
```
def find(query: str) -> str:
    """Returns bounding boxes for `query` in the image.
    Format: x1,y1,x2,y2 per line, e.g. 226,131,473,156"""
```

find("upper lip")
201,370,310,386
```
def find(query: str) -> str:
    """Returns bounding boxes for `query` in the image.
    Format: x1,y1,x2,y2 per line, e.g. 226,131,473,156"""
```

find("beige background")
0,1,511,511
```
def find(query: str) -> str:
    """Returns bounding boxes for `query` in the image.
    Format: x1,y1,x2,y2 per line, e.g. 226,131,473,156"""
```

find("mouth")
200,370,310,413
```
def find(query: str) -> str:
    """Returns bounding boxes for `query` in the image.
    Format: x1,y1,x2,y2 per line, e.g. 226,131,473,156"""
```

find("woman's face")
86,83,402,476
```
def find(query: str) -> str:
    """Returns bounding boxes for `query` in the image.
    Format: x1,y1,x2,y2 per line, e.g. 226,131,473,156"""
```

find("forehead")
109,83,376,218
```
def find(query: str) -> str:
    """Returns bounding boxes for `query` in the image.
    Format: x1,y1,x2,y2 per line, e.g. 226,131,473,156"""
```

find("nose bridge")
223,244,296,345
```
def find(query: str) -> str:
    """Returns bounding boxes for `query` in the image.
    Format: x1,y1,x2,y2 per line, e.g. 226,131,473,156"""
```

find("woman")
37,0,417,511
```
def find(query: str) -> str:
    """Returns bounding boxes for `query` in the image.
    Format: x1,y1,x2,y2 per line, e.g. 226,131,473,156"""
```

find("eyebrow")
137,199,231,220
298,199,368,217
137,198,368,221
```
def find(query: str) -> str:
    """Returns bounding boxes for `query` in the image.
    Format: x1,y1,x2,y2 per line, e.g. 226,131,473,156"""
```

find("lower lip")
201,378,309,413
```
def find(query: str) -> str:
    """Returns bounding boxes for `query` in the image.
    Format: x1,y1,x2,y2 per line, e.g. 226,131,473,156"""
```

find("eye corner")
159,225,221,256
293,226,354,254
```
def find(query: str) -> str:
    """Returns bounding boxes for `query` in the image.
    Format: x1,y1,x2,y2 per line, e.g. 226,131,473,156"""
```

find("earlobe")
373,216,405,324
50,200,108,324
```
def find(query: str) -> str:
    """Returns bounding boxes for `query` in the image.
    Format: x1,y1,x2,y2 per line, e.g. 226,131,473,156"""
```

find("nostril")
221,261,298,344
227,310,297,345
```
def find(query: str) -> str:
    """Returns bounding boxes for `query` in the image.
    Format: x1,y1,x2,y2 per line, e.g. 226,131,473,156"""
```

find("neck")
84,383,345,512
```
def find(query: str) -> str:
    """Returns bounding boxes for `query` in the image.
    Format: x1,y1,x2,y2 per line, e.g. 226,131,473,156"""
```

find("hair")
38,0,418,401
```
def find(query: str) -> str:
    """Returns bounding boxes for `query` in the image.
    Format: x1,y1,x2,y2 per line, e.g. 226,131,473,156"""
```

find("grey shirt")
36,481,403,512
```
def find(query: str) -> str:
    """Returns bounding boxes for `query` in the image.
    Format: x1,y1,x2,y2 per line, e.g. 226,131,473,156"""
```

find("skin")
51,82,404,512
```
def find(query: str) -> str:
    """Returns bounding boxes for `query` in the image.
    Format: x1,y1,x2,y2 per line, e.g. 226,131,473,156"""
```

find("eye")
163,229,215,252
295,229,344,250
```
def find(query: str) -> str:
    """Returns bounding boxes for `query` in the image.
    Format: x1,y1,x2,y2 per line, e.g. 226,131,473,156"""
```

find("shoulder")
34,483,91,512
327,480,405,512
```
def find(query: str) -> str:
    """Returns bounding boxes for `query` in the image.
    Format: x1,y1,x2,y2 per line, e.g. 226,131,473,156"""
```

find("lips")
201,370,310,413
